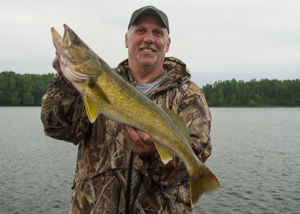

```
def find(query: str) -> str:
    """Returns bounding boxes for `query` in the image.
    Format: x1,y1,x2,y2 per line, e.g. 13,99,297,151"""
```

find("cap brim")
128,8,169,33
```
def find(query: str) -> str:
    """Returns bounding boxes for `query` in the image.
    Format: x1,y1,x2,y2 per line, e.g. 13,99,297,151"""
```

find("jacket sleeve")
147,82,212,187
179,82,212,163
41,75,91,145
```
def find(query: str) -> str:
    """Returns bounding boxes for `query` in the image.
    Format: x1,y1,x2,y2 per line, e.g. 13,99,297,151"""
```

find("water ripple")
1,107,300,213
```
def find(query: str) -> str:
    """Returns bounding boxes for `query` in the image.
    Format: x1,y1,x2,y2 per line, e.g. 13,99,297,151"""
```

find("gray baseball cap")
128,5,170,34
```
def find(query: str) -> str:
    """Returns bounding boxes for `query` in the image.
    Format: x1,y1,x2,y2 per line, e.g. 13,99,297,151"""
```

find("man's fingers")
52,56,75,89
52,56,62,74
125,125,141,143
136,129,153,144
120,124,156,157
125,125,153,145
121,124,132,141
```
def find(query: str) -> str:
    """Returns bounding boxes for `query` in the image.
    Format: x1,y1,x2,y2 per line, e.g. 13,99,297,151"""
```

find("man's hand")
121,124,157,157
52,56,74,89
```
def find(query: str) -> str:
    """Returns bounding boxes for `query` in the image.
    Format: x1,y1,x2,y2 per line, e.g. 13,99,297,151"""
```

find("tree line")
0,71,55,106
202,78,300,107
1,71,299,107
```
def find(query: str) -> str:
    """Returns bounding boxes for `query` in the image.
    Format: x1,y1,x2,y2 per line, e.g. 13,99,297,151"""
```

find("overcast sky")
1,0,299,87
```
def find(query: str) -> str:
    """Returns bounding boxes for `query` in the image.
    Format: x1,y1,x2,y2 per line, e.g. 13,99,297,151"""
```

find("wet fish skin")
51,24,220,207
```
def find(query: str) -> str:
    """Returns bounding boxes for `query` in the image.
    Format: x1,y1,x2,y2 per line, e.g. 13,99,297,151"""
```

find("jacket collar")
116,57,191,95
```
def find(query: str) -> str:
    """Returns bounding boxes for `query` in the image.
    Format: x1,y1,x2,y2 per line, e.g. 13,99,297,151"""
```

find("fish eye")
74,36,81,44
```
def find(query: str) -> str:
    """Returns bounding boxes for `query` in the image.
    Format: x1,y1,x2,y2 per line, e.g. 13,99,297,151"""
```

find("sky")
1,0,299,88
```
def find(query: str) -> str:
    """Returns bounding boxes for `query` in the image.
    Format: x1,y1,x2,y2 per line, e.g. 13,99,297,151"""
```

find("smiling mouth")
142,48,155,52
139,46,157,52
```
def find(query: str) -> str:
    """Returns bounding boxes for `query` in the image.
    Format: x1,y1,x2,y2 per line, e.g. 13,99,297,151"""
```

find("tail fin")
190,165,220,208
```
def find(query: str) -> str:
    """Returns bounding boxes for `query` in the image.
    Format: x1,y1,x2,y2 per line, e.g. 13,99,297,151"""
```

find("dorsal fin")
162,107,191,143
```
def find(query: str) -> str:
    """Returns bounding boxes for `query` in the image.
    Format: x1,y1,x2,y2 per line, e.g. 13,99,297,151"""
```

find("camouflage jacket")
41,57,212,214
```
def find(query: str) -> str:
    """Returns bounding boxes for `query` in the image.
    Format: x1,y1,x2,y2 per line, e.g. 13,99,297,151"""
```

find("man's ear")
125,33,129,48
165,37,171,53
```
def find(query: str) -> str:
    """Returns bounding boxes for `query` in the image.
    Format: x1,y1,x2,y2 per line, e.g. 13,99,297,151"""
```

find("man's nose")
143,31,154,44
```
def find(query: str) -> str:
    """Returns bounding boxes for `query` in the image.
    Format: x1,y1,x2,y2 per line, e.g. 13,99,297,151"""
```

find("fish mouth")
50,24,95,83
51,24,71,61
51,24,70,50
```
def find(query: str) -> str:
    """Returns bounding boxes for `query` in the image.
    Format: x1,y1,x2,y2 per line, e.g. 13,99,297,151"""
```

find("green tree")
10,92,21,106
243,85,250,105
23,91,35,105
0,90,5,105
210,92,218,106
0,71,55,106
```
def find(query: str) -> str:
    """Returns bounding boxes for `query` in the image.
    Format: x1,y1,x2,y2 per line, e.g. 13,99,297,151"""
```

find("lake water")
0,107,299,214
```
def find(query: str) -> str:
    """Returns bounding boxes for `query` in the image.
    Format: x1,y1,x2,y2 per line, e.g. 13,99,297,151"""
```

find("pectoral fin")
84,79,110,123
84,95,98,123
154,141,173,164
162,107,191,143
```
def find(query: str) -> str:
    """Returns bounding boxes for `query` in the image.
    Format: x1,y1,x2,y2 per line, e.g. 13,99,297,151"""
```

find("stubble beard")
136,54,157,67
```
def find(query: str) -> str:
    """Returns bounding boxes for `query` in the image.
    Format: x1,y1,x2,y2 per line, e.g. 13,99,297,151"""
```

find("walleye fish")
51,24,219,207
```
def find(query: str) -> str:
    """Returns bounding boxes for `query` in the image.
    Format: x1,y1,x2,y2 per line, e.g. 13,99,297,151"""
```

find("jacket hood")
116,57,191,94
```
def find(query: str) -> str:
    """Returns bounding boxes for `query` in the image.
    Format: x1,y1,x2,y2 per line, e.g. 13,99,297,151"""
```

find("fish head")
51,24,101,83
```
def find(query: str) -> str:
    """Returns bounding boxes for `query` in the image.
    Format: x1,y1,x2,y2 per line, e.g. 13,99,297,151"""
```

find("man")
41,5,213,214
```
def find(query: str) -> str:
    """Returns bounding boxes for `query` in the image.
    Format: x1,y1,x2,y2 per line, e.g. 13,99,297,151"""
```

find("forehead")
133,14,165,29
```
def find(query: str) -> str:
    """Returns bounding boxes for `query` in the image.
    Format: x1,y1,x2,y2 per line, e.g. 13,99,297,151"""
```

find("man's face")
125,14,171,68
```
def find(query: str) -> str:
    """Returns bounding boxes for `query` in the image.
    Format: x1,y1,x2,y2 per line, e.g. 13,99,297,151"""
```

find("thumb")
52,56,62,75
